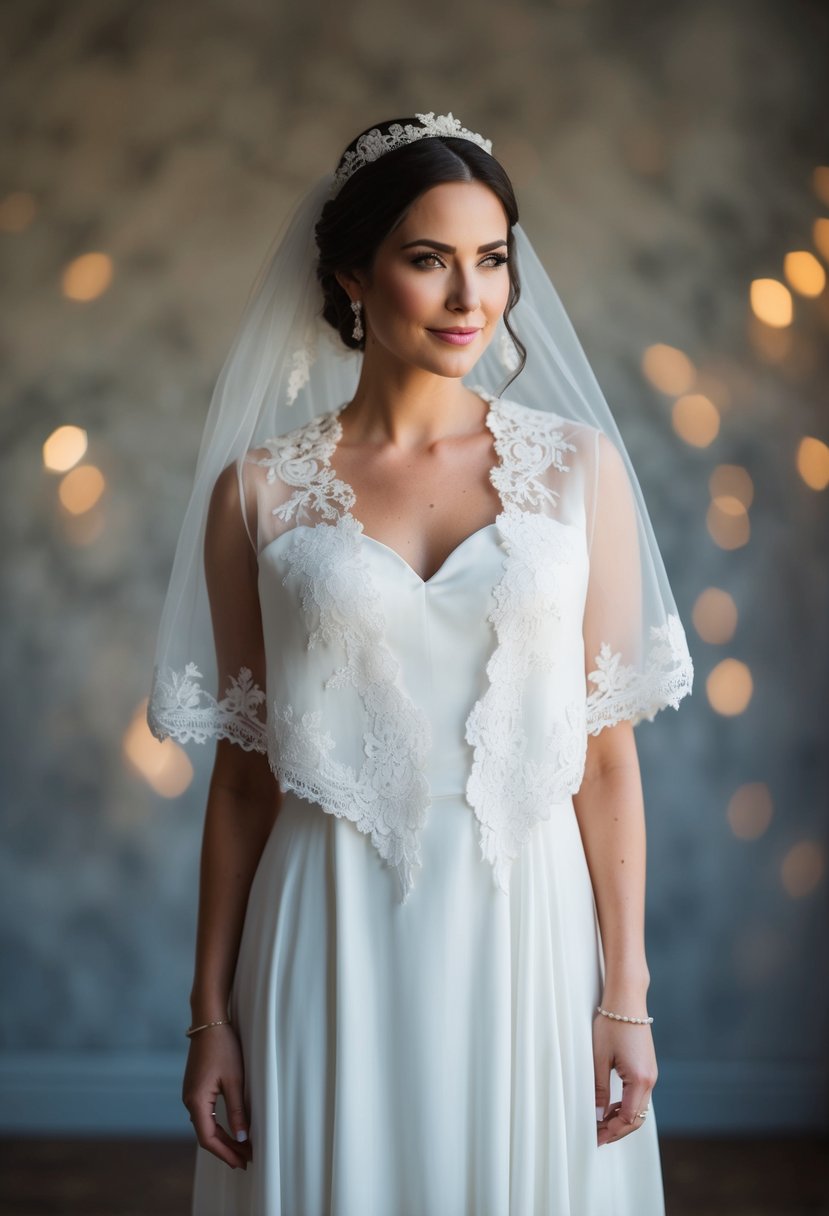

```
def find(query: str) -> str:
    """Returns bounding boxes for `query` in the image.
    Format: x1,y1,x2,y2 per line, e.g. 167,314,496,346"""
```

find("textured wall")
1,0,827,1130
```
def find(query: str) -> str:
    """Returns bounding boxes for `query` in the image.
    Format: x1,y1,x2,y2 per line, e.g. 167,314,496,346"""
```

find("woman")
148,113,694,1214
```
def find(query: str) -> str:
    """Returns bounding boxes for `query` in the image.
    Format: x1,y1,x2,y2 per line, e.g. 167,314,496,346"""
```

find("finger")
211,1120,252,1165
223,1077,252,1159
189,1099,248,1169
593,1053,612,1122
602,1085,652,1147
620,1074,651,1129
596,1101,623,1146
602,1103,643,1145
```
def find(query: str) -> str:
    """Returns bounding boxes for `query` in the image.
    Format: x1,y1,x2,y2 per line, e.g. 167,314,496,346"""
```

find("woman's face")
344,180,511,378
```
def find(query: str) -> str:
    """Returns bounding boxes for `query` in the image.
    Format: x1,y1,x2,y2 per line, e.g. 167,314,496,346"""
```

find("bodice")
250,388,593,903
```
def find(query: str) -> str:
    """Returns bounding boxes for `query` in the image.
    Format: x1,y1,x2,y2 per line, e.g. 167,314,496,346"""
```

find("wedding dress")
169,385,681,1215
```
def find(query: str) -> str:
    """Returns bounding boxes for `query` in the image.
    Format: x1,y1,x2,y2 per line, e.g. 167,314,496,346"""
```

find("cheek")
489,275,511,312
374,272,435,324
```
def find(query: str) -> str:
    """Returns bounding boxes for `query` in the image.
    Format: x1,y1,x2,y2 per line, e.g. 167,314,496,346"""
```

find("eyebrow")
399,238,508,253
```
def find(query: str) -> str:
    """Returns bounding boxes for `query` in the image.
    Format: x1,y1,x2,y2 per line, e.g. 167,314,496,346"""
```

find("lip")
427,327,481,346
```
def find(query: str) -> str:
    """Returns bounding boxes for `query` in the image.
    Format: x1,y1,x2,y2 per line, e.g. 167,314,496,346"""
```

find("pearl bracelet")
596,1005,653,1025
186,1018,232,1038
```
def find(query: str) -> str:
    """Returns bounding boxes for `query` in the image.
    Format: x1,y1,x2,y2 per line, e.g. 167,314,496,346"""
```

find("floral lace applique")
462,397,589,893
586,613,694,734
247,410,355,527
255,412,433,901
148,662,268,753
480,390,577,512
271,514,432,903
459,505,588,894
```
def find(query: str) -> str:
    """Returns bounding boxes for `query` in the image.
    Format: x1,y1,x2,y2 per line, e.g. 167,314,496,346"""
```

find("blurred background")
1,0,827,1211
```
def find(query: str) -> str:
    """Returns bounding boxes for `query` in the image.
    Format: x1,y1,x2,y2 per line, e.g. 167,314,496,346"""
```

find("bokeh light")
692,587,738,644
709,464,754,510
813,218,829,263
58,464,106,514
671,393,720,447
706,499,750,550
641,343,695,395
43,425,88,473
706,658,753,715
61,252,114,302
781,841,825,898
749,278,793,328
726,783,773,840
123,699,194,799
783,250,826,297
796,436,829,491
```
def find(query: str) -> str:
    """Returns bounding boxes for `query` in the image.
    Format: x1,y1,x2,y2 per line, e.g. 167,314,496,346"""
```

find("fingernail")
236,1130,248,1143
595,1106,605,1122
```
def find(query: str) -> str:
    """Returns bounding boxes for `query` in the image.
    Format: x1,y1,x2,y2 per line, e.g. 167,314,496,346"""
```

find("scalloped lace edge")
585,614,694,735
147,662,268,754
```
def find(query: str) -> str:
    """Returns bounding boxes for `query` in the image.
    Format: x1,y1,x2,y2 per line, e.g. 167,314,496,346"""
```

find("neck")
339,352,488,450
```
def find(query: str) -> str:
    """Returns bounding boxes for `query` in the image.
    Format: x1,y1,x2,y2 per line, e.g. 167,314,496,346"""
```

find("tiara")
331,112,493,194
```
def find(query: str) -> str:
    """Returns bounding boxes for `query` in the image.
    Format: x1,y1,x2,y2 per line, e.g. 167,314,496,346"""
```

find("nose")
446,265,480,314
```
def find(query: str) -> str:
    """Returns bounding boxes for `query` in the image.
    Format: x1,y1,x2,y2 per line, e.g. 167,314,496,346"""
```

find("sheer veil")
147,134,693,755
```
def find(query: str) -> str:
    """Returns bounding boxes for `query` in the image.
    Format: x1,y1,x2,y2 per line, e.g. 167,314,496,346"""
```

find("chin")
421,355,481,380
420,339,490,375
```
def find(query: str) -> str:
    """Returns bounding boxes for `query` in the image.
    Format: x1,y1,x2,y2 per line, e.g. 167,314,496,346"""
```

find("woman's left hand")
593,1009,658,1147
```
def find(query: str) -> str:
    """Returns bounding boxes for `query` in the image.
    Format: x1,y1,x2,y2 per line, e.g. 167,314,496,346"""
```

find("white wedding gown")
186,391,670,1215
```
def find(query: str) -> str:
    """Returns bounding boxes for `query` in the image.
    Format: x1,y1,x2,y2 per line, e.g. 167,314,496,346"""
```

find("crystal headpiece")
331,112,493,195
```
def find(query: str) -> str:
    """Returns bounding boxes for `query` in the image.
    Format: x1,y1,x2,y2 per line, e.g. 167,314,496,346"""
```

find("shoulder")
495,394,596,440
260,408,341,458
493,394,599,467
238,409,341,492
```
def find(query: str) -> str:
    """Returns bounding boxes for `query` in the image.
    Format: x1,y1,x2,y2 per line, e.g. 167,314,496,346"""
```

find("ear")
334,268,363,300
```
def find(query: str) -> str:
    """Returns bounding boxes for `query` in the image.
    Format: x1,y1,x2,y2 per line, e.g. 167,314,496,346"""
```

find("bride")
148,113,693,1214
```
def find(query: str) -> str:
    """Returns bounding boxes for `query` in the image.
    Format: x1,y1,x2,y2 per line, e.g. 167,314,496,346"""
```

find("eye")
411,253,445,269
410,252,509,270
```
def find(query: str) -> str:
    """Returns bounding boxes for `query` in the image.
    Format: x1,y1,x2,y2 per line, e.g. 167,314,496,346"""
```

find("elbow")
579,718,639,788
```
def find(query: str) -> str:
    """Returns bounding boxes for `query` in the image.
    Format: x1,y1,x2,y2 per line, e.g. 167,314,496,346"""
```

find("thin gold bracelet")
186,1018,232,1038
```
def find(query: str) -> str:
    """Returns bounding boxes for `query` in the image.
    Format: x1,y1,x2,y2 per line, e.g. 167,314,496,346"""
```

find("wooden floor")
0,1135,827,1215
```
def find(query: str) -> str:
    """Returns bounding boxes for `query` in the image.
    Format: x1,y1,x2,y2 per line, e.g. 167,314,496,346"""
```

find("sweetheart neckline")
356,520,502,587
323,385,505,587
258,518,503,588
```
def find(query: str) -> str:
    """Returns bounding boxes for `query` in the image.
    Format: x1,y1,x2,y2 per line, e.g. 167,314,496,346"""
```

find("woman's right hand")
182,1024,253,1170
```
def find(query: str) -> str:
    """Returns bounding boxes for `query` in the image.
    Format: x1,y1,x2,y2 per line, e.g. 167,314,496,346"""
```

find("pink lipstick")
427,328,481,346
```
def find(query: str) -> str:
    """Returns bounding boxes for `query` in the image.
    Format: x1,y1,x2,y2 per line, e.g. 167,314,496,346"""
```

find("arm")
182,460,279,1171
572,720,658,1147
575,428,659,1145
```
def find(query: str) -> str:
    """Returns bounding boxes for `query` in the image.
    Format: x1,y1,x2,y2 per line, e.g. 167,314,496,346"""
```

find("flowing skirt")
191,788,666,1215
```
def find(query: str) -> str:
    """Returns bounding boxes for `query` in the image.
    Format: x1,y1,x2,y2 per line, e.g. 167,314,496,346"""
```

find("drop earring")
350,300,364,342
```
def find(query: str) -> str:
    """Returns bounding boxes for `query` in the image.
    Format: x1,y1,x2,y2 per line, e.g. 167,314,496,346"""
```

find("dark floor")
0,1136,827,1215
